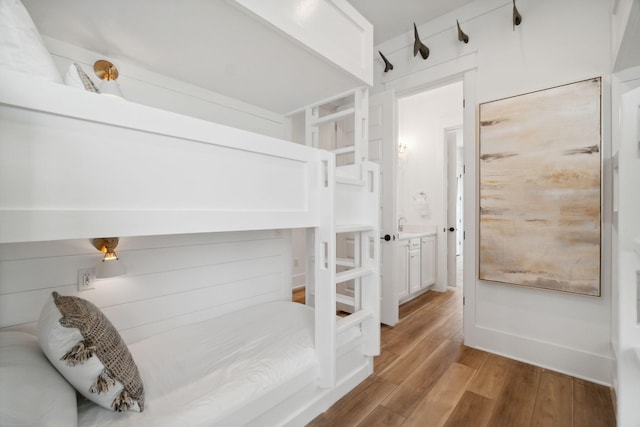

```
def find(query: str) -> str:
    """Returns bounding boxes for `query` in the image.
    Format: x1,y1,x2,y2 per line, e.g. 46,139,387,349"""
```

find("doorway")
397,81,464,296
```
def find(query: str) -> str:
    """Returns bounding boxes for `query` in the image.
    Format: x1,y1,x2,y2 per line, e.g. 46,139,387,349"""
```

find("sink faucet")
398,217,407,232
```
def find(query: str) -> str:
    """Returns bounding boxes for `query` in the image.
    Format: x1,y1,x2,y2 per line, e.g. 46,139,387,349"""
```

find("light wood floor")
292,287,616,427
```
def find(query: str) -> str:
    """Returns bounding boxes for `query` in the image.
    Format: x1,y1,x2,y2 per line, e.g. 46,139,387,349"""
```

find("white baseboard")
469,325,613,386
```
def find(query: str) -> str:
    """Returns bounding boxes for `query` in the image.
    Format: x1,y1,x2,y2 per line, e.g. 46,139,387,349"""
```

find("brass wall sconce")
94,60,124,98
92,237,126,278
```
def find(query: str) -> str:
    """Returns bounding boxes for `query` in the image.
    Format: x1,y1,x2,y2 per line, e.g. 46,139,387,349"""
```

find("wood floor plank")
381,339,463,418
443,391,495,427
403,362,476,427
380,325,397,345
400,306,455,343
466,352,513,399
530,370,573,427
398,291,435,318
380,323,440,358
486,360,542,427
378,329,446,384
312,376,397,426
454,345,488,370
374,349,400,375
357,405,406,427
574,378,617,427
306,414,331,427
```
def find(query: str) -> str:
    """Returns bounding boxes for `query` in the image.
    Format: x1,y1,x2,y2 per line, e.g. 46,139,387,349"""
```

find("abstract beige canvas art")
479,77,602,296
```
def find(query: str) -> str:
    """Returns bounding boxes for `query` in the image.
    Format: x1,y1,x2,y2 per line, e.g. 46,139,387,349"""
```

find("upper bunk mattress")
77,301,327,426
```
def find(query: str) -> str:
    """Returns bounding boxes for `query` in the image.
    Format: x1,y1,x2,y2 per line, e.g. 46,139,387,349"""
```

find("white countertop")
398,226,437,240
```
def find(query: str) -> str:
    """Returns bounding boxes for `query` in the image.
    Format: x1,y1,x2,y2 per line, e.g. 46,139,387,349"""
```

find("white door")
446,130,458,287
369,91,398,326
446,128,464,287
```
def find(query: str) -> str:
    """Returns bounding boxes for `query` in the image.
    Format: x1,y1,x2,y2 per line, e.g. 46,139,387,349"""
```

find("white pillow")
64,63,100,93
38,292,145,413
0,0,62,83
0,330,78,426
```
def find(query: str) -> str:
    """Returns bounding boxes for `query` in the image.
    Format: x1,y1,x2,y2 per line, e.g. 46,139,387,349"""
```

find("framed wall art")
478,77,602,296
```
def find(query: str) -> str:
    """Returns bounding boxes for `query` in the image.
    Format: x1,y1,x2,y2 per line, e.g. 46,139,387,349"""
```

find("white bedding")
77,301,357,427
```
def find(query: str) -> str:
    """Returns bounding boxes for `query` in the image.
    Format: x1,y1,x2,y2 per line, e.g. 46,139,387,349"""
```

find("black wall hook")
456,20,469,43
513,0,522,30
413,23,429,60
378,51,393,73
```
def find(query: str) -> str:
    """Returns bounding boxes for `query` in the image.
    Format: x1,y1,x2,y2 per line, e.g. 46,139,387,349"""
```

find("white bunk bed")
0,71,380,425
0,1,379,425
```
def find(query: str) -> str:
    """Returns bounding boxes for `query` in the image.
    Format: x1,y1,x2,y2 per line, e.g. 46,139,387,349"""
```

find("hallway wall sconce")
94,60,124,98
92,237,126,278
398,143,408,153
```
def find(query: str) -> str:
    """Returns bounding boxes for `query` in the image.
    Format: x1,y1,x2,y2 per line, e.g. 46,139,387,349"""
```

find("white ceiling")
21,0,476,114
347,0,477,44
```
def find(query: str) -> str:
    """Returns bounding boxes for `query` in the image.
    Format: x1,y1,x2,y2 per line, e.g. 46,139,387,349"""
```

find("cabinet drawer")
409,238,421,249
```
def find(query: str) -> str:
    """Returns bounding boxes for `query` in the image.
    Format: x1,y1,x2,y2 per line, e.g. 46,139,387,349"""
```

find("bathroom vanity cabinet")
397,231,436,303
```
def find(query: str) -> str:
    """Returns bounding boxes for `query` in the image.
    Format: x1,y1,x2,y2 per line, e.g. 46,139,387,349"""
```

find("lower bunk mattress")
77,300,359,426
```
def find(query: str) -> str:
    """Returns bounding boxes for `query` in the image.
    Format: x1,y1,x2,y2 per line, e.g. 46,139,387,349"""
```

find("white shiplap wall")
0,230,292,343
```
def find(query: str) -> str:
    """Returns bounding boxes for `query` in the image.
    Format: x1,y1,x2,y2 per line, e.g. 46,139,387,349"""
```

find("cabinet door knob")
381,234,392,241
448,227,455,232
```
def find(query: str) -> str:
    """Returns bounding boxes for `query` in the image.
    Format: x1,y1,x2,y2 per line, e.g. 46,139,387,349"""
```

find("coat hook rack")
512,0,522,30
456,20,469,43
413,23,430,60
378,51,394,72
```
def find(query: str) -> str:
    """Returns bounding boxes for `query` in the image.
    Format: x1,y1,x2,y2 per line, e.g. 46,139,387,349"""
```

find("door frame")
369,90,399,326
380,54,478,345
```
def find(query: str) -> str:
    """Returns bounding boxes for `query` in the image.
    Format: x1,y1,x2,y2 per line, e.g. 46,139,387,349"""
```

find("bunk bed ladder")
314,153,337,389
305,87,369,181
307,88,379,389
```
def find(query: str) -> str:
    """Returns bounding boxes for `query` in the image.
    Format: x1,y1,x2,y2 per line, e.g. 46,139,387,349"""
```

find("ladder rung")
336,176,365,186
337,257,355,268
336,293,355,306
333,146,356,155
311,107,355,125
336,267,373,284
336,224,374,234
336,309,373,334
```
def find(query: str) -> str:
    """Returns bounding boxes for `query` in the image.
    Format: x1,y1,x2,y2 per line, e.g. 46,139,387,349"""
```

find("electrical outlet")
77,268,96,291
